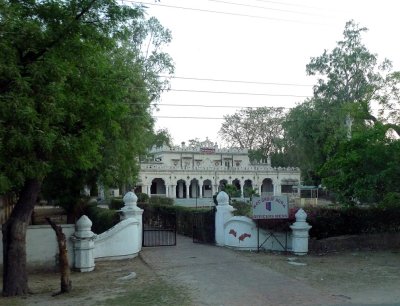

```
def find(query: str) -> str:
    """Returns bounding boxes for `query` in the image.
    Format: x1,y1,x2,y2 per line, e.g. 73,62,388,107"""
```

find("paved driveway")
141,235,346,306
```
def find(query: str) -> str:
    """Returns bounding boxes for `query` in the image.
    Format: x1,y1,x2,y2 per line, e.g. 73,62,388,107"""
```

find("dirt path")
141,235,345,306
243,249,400,305
1,236,399,305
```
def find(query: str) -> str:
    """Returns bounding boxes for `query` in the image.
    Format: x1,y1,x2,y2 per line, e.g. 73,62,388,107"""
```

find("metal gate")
193,207,216,244
142,206,176,247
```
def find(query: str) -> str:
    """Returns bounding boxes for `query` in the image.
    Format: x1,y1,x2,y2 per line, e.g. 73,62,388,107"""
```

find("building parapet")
140,163,300,173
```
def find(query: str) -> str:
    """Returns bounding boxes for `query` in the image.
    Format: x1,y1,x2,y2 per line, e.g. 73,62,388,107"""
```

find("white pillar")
290,209,312,255
186,182,190,199
165,185,169,197
171,185,176,198
275,183,281,196
215,191,235,246
240,183,244,198
72,215,96,272
121,191,144,248
199,184,203,198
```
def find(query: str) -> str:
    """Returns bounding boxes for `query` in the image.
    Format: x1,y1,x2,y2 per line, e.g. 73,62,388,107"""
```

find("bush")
379,192,400,208
231,200,252,217
148,196,174,206
306,205,400,239
83,202,120,234
137,192,149,204
256,205,400,239
109,197,124,210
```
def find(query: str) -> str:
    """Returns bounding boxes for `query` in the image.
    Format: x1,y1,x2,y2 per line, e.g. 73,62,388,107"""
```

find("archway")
176,179,186,198
190,179,200,198
243,179,253,197
203,179,213,198
151,178,166,196
218,179,228,192
261,178,273,196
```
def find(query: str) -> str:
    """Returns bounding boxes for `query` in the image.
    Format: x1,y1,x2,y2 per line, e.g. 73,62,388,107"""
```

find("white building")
137,139,300,204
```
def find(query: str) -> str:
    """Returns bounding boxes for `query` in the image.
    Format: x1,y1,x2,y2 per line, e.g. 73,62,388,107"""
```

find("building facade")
137,139,300,202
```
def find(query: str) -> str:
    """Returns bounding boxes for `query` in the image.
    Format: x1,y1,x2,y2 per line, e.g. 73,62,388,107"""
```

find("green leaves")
285,20,400,189
0,0,173,195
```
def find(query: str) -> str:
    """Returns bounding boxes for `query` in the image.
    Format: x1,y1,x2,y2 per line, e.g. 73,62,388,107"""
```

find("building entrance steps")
141,235,347,306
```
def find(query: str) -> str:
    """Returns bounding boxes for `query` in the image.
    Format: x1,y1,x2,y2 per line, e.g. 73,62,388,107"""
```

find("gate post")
290,208,312,255
121,191,144,247
215,191,235,246
72,215,96,272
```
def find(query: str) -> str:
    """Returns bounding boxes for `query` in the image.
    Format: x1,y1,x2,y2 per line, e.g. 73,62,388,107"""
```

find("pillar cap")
216,191,229,205
76,215,92,229
123,191,138,205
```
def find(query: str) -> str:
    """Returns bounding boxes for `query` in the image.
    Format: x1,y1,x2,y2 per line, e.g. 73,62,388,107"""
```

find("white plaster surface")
93,217,141,260
0,224,75,267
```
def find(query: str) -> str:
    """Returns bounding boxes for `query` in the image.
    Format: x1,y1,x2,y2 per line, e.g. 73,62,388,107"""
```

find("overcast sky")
138,0,400,146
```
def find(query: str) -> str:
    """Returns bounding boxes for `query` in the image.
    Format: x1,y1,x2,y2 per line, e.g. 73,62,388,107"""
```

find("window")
281,185,293,193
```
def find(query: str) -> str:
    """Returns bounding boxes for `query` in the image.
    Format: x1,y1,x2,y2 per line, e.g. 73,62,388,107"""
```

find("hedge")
256,205,400,239
83,202,120,234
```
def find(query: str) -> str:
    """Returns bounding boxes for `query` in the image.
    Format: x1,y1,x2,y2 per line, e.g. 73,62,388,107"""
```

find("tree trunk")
2,179,41,296
45,218,72,294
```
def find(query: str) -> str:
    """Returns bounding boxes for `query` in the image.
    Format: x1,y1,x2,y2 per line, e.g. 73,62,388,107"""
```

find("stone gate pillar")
72,215,96,272
290,209,312,255
215,191,235,246
121,191,144,248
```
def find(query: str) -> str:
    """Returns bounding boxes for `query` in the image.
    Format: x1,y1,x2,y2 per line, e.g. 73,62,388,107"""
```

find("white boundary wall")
0,224,75,268
0,216,142,268
94,217,141,260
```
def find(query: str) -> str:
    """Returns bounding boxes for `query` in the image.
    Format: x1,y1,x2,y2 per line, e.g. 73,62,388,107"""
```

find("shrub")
83,202,119,234
231,200,252,217
256,205,400,239
109,197,124,210
306,205,400,239
379,192,400,208
137,192,149,204
148,196,174,206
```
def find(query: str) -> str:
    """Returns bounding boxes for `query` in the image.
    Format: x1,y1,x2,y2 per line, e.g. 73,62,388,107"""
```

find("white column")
240,183,244,198
274,183,281,196
186,182,190,199
171,185,176,198
199,184,203,198
165,185,169,197
145,185,150,196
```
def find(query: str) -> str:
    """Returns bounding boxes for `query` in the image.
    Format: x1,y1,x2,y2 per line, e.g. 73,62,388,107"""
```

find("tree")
219,107,286,157
0,0,172,296
284,20,400,184
320,124,400,205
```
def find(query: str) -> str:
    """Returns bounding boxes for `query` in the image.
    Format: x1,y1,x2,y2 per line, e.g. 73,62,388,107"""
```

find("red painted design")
229,229,237,237
238,233,251,241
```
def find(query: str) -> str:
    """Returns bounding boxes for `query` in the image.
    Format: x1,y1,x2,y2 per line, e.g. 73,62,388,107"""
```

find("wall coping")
95,217,139,243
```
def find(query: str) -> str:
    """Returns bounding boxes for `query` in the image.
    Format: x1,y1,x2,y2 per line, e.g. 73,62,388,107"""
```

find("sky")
137,0,400,146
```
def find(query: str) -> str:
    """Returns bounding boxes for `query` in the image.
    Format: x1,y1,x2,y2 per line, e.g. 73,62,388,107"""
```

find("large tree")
0,0,173,296
320,123,400,205
219,107,286,158
284,20,400,184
